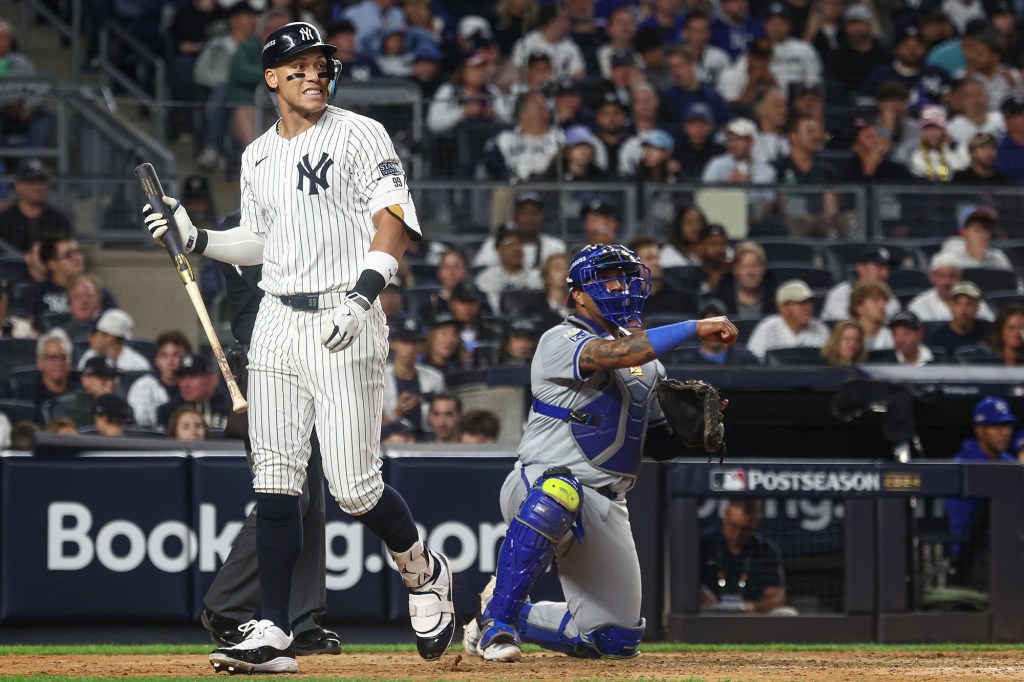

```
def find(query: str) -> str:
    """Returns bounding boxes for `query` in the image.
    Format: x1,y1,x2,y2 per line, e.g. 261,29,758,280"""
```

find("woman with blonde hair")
821,320,868,366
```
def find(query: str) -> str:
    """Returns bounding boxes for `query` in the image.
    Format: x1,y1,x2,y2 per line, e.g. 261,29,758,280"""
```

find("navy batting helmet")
261,22,337,71
567,244,652,329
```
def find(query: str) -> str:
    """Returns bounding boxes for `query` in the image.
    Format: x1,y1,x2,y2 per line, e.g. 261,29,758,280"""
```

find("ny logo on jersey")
296,152,334,195
299,26,314,41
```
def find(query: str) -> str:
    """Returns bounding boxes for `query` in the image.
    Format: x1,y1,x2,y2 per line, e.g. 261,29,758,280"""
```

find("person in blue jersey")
462,243,737,662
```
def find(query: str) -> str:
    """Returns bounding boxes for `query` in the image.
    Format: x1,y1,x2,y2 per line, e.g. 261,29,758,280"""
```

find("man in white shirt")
752,86,789,164
747,279,832,358
889,311,936,365
947,78,1006,151
936,205,1014,270
682,10,731,86
474,225,544,313
510,5,585,79
908,252,997,322
822,247,901,321
473,192,566,269
762,2,822,96
701,117,776,222
78,309,152,372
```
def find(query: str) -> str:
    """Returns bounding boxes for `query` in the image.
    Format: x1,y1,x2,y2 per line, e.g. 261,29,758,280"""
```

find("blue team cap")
640,128,675,152
973,396,1018,425
564,124,599,147
412,42,441,62
685,102,713,122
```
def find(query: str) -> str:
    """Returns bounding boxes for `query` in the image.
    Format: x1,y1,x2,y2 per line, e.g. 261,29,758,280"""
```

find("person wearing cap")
49,355,119,428
90,392,134,437
613,84,665,175
710,0,766,62
509,5,585,79
746,278,831,359
580,198,621,247
959,30,1024,115
422,314,466,376
407,40,445,99
694,224,731,293
635,25,673,92
382,417,418,444
500,318,539,366
324,19,382,83
550,77,593,130
944,395,1018,589
760,2,822,97
596,6,640,79
822,247,901,321
909,104,968,181
126,330,192,429
341,0,405,53
925,280,993,356
935,205,1013,270
662,47,731,127
544,124,607,181
475,224,544,313
630,127,683,181
844,115,913,183
681,10,731,87
384,316,446,437
952,131,1011,185
370,21,437,78
192,0,259,171
0,160,72,256
482,90,562,182
946,79,1006,154
77,309,152,373
870,81,921,168
674,103,725,180
908,251,996,323
459,409,501,445
155,353,232,432
473,193,567,269
861,24,953,110
889,310,936,365
702,117,777,222
445,280,505,364
831,3,891,98
604,49,645,109
995,94,1024,183
848,281,895,350
19,329,76,422
717,36,776,107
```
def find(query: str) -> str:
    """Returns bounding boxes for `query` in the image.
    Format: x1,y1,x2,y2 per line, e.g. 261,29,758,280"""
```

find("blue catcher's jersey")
518,315,667,491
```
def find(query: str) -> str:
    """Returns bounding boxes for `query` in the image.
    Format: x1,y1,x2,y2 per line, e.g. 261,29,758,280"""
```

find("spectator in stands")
550,78,591,129
402,0,449,51
596,6,639,78
474,225,543,314
701,117,777,224
926,281,993,356
947,79,1006,152
419,249,468,319
126,331,191,429
717,37,777,109
630,235,695,314
14,237,116,327
167,405,210,441
78,309,151,373
626,129,682,182
167,0,221,139
699,499,792,614
0,281,32,338
637,0,684,44
579,198,620,247
156,353,231,433
180,175,217,231
343,0,405,53
43,417,76,435
909,252,996,322
673,299,760,364
422,315,466,377
500,318,538,366
635,25,671,92
479,193,566,270
820,319,868,366
752,87,789,164
9,420,38,450
822,247,900,321
661,204,708,267
889,311,936,365
681,11,729,87
861,25,952,110
381,417,417,445
845,116,913,183
747,279,831,359
874,81,922,167
541,252,571,322
710,0,765,62
909,105,968,181
760,3,822,96
990,1,1024,67
507,52,555,107
708,240,778,317
849,281,895,350
789,83,827,133
775,114,839,237
995,94,1024,184
193,1,259,171
830,4,890,100
19,329,75,421
447,281,505,365
325,19,381,82
601,49,645,111
383,316,446,436
423,393,462,444
226,9,290,148
0,162,71,255
695,224,731,294
459,409,501,444
590,92,630,174
673,103,723,180
0,21,54,160
959,29,1023,113
90,393,133,437
944,396,1017,589
545,125,606,180
57,273,104,339
481,90,562,182
662,47,731,126
510,5,585,79
957,304,1024,365
49,355,117,429
937,205,1013,270
953,132,1012,185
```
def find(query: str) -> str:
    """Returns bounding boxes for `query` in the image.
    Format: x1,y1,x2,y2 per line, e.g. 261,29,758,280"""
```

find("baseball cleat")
479,620,522,663
408,551,456,660
201,609,246,648
462,575,496,657
293,627,341,656
209,619,298,674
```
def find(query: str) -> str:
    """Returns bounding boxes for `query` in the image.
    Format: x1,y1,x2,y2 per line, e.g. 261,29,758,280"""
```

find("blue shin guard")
517,605,646,659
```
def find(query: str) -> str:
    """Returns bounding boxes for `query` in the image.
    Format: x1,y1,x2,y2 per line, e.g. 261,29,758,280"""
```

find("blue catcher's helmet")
567,244,652,329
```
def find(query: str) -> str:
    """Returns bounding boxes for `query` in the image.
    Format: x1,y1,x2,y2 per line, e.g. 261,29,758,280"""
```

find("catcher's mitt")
657,378,725,461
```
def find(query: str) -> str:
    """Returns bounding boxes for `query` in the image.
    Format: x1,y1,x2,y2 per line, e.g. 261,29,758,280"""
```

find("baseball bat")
134,163,248,414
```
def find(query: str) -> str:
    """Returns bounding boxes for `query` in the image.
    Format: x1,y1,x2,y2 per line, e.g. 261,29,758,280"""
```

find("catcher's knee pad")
586,619,646,659
486,467,583,625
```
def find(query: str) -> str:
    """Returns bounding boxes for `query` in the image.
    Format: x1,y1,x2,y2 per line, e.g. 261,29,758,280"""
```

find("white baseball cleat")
209,619,298,674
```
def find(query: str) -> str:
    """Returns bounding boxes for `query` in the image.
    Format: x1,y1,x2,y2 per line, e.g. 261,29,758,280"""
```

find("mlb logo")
710,469,746,492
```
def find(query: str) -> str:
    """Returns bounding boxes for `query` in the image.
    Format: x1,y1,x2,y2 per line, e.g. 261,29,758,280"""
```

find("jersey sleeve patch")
564,328,589,343
377,161,401,176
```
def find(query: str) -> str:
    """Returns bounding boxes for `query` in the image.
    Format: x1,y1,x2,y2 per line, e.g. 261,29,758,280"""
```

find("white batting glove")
320,292,371,352
143,195,198,252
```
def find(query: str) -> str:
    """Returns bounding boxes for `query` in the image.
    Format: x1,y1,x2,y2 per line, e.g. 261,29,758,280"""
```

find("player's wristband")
647,320,697,357
192,229,208,254
352,250,399,303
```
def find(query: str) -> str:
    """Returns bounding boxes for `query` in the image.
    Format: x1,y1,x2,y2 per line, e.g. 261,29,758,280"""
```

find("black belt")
278,294,323,311
591,484,623,501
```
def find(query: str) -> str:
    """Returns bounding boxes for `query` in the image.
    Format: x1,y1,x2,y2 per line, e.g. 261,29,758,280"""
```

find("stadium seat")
755,238,827,267
763,347,830,366
887,268,930,292
0,338,37,373
126,339,157,363
661,266,703,293
866,349,898,363
0,256,27,285
403,284,442,320
985,290,1024,310
766,264,834,289
733,317,764,341
960,268,1023,295
0,398,38,424
4,365,40,397
500,288,548,318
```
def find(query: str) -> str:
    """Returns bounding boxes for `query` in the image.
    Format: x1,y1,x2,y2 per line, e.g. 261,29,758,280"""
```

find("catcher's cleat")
479,620,522,663
462,575,496,657
408,551,456,660
209,619,298,674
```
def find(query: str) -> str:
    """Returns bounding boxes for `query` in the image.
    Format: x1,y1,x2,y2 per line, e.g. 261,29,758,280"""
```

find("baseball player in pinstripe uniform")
143,22,454,674
461,244,737,662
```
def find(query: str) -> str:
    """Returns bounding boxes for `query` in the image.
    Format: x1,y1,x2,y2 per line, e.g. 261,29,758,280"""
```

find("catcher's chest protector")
570,363,662,477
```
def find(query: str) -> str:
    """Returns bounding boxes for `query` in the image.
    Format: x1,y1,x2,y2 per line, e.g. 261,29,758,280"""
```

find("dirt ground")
4,650,1024,681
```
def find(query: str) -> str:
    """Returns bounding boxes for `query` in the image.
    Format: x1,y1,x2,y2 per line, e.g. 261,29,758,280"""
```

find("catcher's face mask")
567,244,652,328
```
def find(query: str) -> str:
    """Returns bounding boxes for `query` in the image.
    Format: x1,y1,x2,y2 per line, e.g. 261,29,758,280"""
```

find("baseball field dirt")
4,649,1024,681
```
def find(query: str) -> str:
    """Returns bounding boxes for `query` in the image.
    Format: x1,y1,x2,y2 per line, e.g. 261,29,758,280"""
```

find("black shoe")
202,609,245,648
293,627,341,656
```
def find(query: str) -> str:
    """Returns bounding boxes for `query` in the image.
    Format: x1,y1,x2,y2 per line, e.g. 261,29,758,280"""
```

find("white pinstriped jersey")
239,105,414,296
